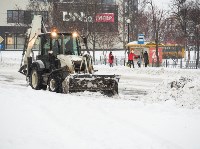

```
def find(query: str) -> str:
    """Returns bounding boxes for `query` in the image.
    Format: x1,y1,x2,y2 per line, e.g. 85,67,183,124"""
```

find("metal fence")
162,59,200,69
185,61,200,69
94,56,125,66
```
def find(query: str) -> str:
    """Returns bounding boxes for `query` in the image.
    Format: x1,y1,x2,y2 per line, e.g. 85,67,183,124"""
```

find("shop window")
7,37,13,45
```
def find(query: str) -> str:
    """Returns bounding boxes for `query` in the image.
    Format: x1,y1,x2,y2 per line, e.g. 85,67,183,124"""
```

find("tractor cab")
36,32,81,70
37,32,81,57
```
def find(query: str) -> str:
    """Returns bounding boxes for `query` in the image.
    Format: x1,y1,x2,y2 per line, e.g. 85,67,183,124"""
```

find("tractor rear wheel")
30,67,43,90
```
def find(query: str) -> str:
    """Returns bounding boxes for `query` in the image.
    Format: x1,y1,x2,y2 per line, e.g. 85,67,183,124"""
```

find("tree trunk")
196,43,199,69
93,35,96,65
196,27,200,69
155,30,160,67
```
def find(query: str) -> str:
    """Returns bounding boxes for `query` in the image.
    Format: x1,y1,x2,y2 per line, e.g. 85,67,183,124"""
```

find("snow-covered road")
0,51,200,149
119,74,163,99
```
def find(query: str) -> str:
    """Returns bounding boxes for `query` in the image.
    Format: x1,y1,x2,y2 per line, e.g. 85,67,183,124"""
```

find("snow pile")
142,76,200,109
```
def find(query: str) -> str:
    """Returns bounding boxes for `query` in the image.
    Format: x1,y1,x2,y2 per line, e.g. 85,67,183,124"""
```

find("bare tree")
116,0,126,48
170,0,200,68
189,0,200,68
97,32,119,51
170,0,192,66
144,0,166,67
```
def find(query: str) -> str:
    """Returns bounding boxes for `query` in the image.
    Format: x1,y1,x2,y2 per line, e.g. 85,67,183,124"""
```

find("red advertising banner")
96,13,114,22
149,47,163,64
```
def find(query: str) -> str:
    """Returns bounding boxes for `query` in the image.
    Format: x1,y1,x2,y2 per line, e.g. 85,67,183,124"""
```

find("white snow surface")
0,51,200,149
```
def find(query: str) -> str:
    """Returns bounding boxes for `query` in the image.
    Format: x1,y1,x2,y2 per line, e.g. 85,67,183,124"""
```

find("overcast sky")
153,0,172,10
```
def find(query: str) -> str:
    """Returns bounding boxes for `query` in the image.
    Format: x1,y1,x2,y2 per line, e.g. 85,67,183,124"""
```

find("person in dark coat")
137,56,141,67
128,50,136,68
109,51,114,67
143,51,149,67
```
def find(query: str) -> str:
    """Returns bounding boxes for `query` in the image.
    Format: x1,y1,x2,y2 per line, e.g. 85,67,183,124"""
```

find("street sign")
138,34,144,44
0,36,4,43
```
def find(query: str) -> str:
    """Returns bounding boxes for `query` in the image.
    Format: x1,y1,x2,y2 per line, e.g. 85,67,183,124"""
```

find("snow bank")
142,76,200,109
95,65,200,109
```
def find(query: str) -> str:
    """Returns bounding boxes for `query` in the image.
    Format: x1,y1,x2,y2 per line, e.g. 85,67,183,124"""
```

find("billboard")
95,13,114,22
149,47,163,64
53,2,118,32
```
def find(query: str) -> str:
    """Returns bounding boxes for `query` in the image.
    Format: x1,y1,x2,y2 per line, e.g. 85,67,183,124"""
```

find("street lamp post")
127,19,130,43
124,19,131,66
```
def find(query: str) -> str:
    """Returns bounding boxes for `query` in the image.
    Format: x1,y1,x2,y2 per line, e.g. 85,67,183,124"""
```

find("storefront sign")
63,11,93,22
96,13,114,22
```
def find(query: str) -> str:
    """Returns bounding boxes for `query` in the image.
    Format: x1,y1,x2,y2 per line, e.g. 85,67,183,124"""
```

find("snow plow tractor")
19,15,119,95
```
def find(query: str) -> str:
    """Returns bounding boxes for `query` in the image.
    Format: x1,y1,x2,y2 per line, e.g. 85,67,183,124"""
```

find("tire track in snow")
119,75,163,100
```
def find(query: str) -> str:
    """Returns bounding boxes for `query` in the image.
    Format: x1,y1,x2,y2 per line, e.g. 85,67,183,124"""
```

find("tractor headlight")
51,31,57,38
51,27,58,38
72,32,78,38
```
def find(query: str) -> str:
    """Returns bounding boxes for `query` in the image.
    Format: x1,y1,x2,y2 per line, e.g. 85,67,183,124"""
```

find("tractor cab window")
50,33,79,56
63,36,73,55
52,39,61,56
40,35,50,55
63,36,78,55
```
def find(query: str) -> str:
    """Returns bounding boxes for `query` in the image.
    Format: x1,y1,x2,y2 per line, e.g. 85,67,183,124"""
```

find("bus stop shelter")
126,41,165,65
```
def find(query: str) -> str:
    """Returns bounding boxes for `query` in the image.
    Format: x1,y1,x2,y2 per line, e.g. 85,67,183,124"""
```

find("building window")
7,10,48,24
7,10,13,23
7,10,24,23
30,0,48,2
13,11,19,22
101,0,115,4
18,11,25,23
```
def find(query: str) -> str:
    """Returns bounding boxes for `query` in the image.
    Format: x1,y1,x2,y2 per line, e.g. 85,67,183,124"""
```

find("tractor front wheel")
48,74,62,93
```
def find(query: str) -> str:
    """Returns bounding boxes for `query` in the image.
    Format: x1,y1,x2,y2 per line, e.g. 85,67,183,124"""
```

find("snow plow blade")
63,74,120,95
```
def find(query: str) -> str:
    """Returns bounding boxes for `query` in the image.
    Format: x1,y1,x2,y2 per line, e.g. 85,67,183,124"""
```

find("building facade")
0,0,27,50
0,0,119,50
0,0,49,50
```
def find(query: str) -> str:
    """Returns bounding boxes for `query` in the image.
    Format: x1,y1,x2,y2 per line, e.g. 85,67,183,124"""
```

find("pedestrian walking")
128,50,136,68
137,56,141,67
104,54,107,65
109,51,114,67
143,51,149,67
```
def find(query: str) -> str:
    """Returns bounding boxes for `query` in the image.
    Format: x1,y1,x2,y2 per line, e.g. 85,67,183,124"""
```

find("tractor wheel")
48,74,62,93
30,67,43,90
113,80,118,94
41,85,47,90
62,76,70,94
108,81,118,96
